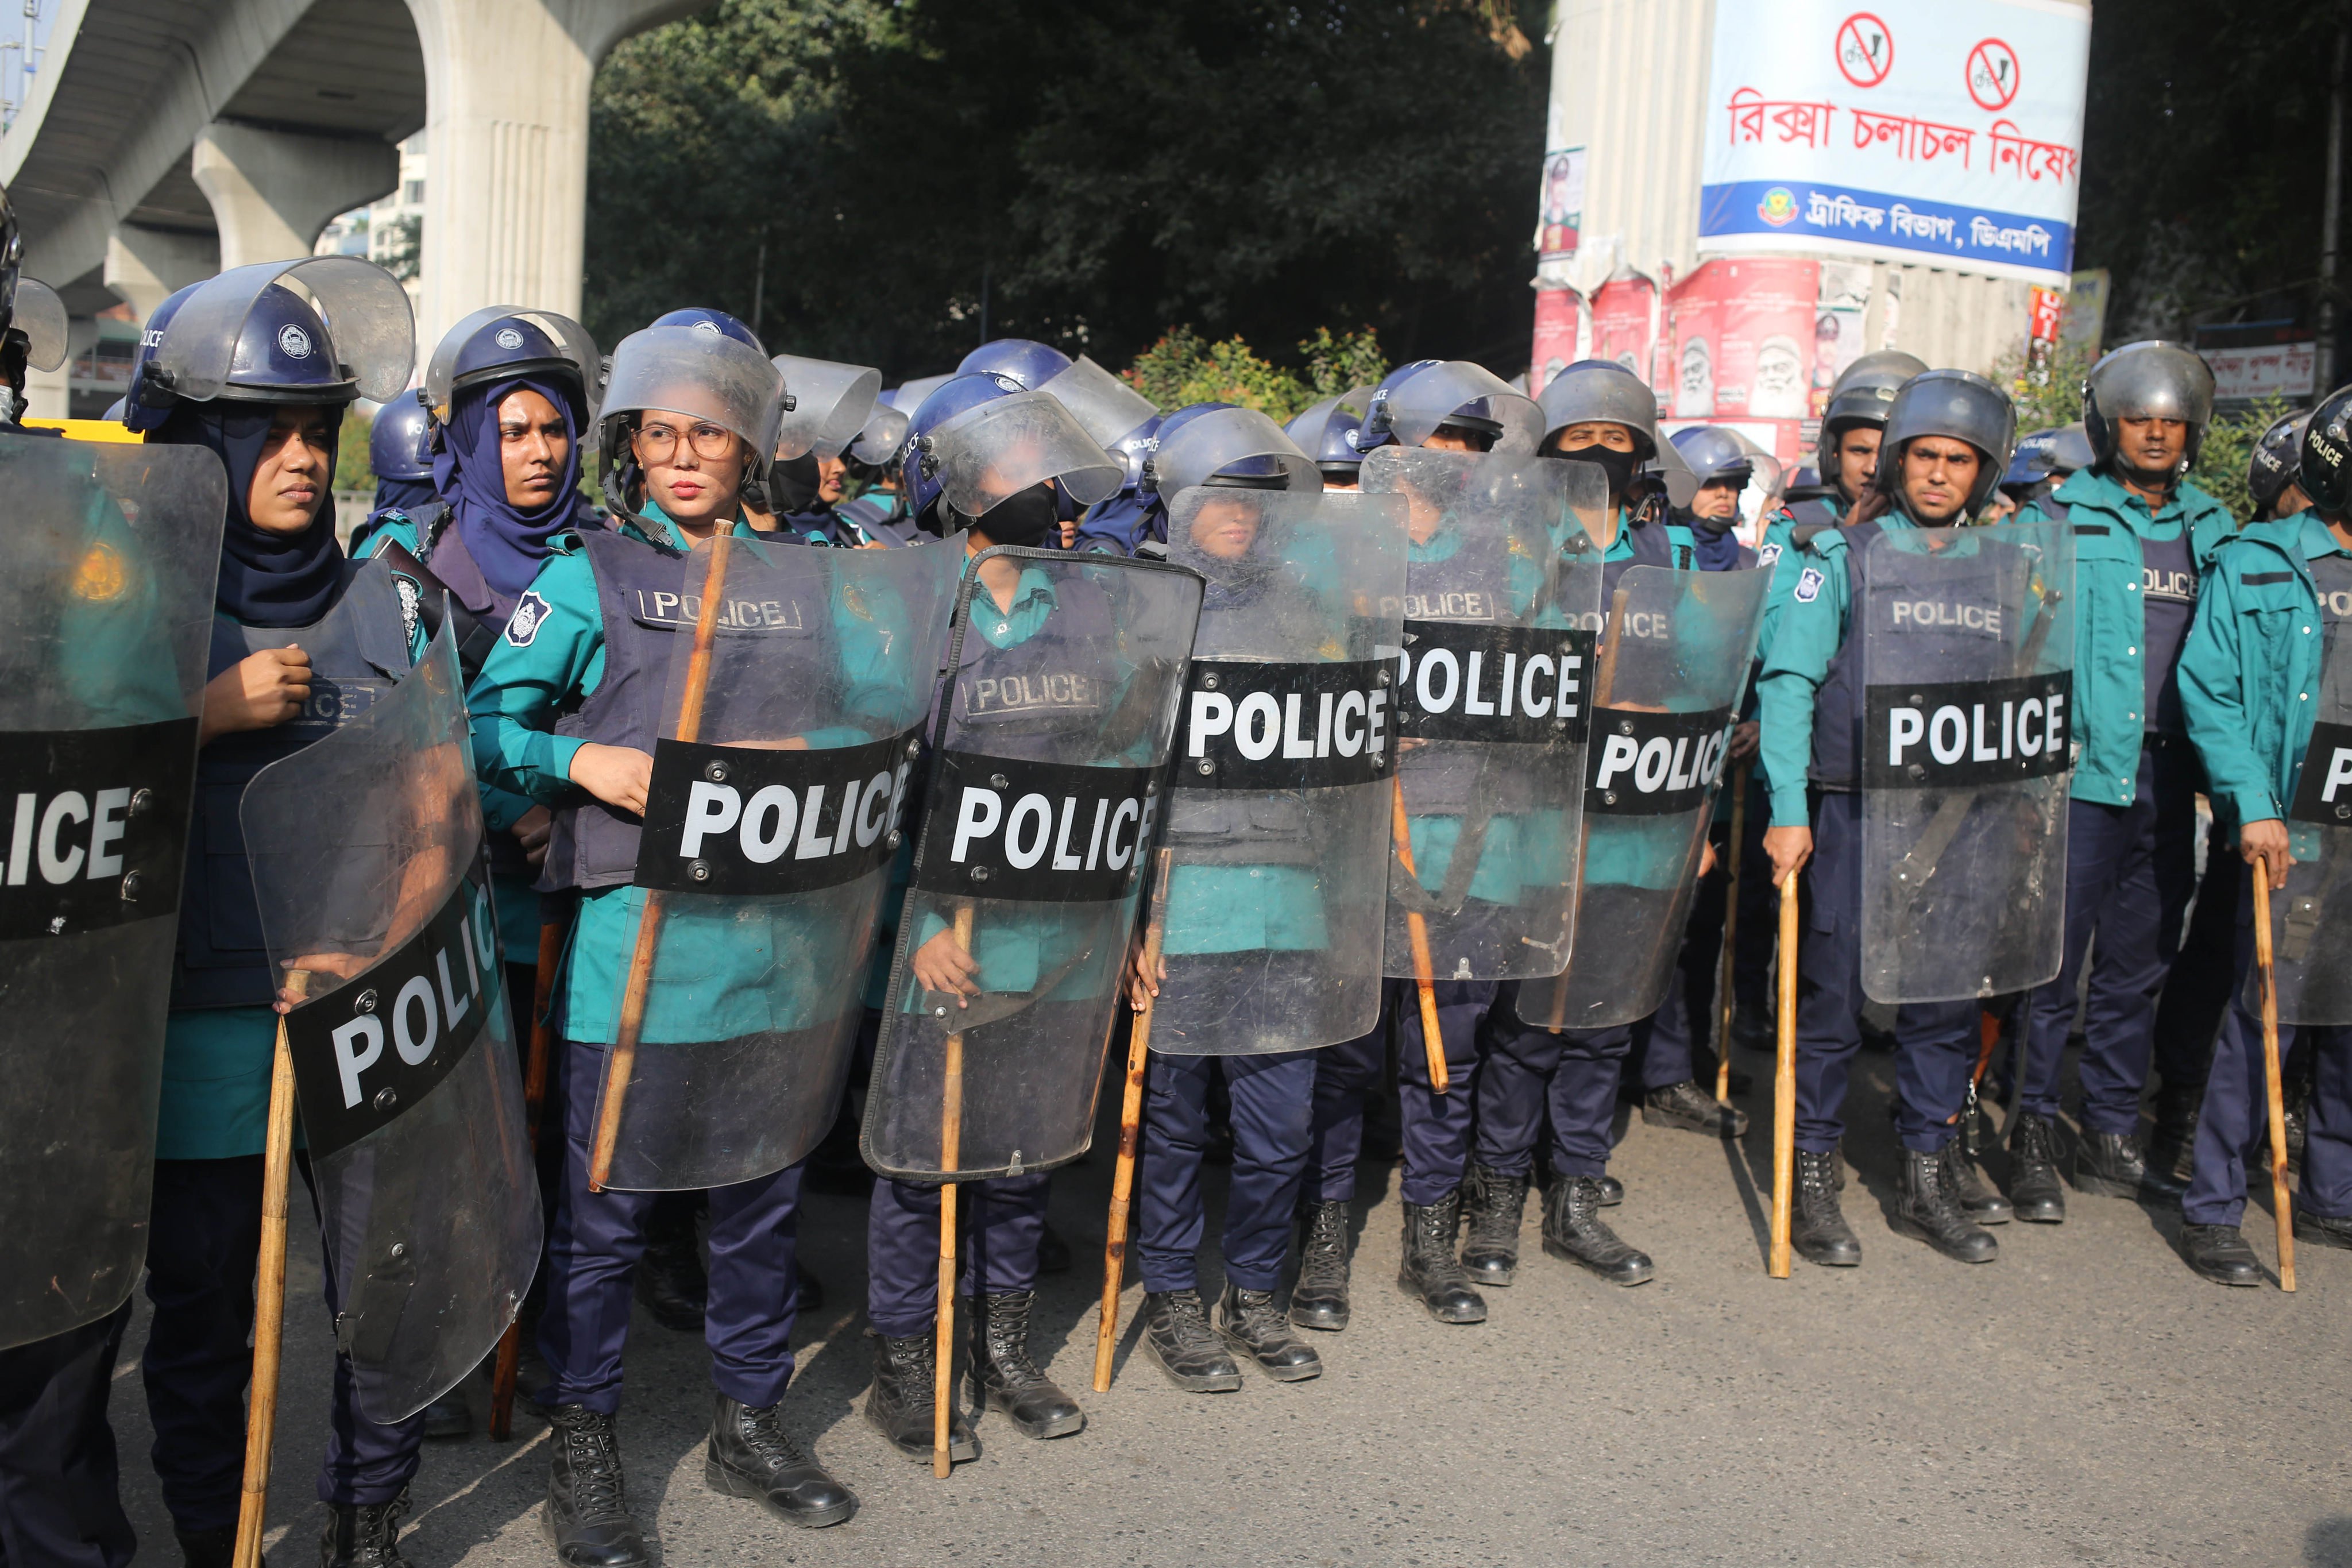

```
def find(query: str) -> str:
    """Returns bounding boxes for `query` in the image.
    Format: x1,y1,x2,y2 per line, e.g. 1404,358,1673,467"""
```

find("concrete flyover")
0,0,702,416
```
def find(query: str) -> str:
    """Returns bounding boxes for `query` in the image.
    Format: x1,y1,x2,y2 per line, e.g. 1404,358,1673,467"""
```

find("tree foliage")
1122,326,1387,422
586,0,1548,385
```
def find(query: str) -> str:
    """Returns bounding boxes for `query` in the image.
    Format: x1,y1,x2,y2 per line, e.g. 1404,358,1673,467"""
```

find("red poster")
1667,272,1724,419
1528,288,1582,400
1589,274,1656,385
1666,258,1818,459
2028,285,2065,342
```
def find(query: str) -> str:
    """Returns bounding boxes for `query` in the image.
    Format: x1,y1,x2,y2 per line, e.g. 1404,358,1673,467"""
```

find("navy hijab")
432,372,586,598
155,401,347,628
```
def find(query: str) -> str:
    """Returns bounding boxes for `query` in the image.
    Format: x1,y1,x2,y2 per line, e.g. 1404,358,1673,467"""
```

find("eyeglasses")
634,422,737,462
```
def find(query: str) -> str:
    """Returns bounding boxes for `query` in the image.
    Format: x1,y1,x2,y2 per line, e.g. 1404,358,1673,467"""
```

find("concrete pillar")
22,318,99,421
191,122,401,271
102,225,222,323
403,0,704,349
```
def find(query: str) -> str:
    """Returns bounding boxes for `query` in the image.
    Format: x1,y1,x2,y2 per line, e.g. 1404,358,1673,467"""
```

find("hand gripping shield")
1520,562,1771,1031
1154,487,1409,1054
1362,447,1606,981
239,626,536,1421
2254,555,2352,1024
1860,522,2075,1001
863,549,1204,1180
595,538,961,1189
0,437,224,1350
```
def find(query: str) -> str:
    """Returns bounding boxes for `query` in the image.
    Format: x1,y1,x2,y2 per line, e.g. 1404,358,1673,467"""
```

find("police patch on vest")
1793,567,1825,604
1392,622,1596,745
1863,673,2073,789
913,751,1160,903
2289,722,2352,825
506,590,551,646
1758,542,1782,567
0,716,198,939
1180,659,1389,791
283,871,502,1161
1584,706,1736,815
634,725,922,896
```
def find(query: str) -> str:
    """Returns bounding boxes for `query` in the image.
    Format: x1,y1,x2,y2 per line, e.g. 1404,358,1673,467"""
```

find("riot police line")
0,195,2345,1568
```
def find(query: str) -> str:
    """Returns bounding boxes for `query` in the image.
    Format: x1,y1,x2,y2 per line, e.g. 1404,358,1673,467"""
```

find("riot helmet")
1144,403,1318,499
424,307,600,431
649,306,764,353
594,322,789,529
848,391,912,471
770,354,880,462
2247,409,2311,520
1355,358,1539,454
1999,422,2095,500
2081,341,2215,470
957,337,1073,391
1668,426,1755,490
1816,349,1929,483
899,372,1121,540
1285,390,1371,485
369,392,435,481
1868,368,2015,518
123,257,414,431
1536,358,1662,460
2297,383,2352,517
1034,353,1158,450
1107,411,1164,493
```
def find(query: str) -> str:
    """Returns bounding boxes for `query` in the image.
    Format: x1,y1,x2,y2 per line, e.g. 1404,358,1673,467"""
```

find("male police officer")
2010,343,2234,1218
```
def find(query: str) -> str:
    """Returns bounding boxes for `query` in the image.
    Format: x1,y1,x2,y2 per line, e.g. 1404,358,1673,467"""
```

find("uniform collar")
2298,511,2351,560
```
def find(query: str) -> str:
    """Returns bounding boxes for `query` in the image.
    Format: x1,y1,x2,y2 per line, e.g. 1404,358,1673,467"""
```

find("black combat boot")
1288,1199,1353,1332
1539,1176,1654,1285
2296,1208,2352,1249
320,1494,408,1568
542,1405,650,1568
863,1328,975,1463
633,1195,707,1332
2006,1111,2066,1222
968,1291,1085,1439
1941,1138,2012,1225
2179,1223,2262,1285
1216,1281,1322,1381
2074,1128,2185,1200
1140,1289,1242,1392
1643,1079,1749,1137
2144,1082,2203,1187
1397,1191,1486,1323
1892,1144,1998,1262
1597,1173,1624,1206
1791,1148,1860,1266
704,1393,855,1528
174,1527,243,1568
1458,1164,1530,1287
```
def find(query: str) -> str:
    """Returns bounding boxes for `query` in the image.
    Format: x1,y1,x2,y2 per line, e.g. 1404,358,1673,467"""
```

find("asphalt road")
108,1040,2350,1568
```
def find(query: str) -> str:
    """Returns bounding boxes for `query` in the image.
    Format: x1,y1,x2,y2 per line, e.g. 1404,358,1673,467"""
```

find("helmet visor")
601,326,786,465
849,401,910,468
156,257,414,405
11,278,65,373
1038,354,1158,449
771,354,882,461
925,389,1123,517
2088,343,2215,427
1150,405,1319,498
1389,361,1540,453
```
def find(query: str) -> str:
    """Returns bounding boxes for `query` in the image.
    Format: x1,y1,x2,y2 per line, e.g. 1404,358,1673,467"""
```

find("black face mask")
1548,441,1640,500
769,450,823,515
971,481,1058,547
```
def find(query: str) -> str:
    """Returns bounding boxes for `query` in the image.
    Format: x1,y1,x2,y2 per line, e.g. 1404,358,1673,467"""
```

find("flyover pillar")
103,224,221,323
191,123,401,271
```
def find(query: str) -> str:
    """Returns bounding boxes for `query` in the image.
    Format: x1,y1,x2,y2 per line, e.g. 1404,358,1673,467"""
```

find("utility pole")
2322,22,2347,395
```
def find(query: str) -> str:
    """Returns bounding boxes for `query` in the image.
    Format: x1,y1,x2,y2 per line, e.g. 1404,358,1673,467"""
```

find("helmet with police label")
2248,409,2311,518
1144,401,1317,498
1107,410,1163,492
594,320,790,514
423,307,600,430
2000,422,2094,494
1871,368,2016,515
369,391,435,481
2297,384,2352,516
899,370,1121,531
958,337,1073,391
2081,341,2215,470
123,257,414,432
1355,358,1539,454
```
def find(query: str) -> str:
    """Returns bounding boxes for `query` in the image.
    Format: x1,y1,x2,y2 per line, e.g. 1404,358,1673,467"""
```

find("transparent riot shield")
1361,447,1606,982
1153,487,1409,1055
2259,555,2352,1025
1517,562,1771,1031
0,438,224,1351
592,538,961,1189
863,549,1204,1180
1860,521,2076,1002
241,626,536,1421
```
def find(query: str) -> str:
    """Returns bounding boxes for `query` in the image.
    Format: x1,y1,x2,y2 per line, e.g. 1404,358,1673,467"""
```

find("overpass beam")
403,0,701,346
191,122,400,271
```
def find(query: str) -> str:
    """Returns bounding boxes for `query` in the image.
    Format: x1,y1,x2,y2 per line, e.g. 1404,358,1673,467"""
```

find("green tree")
335,407,374,493
2191,394,2295,523
1122,326,1386,422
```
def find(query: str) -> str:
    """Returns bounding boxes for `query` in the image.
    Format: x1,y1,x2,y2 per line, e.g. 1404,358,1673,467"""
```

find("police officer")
835,391,917,545
1783,351,1929,534
860,372,1107,1463
124,260,444,1566
1298,358,1550,1328
1997,423,2095,517
1284,392,1370,491
1757,369,2027,1266
2008,343,2234,1218
353,393,441,551
469,313,856,1563
2175,388,2352,1283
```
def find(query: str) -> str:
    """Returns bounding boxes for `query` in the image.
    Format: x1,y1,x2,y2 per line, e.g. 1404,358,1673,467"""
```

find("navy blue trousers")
142,1157,424,1528
2151,829,2242,1093
2184,864,2352,1226
2021,742,2200,1133
1633,828,1735,1092
539,1042,802,1413
0,1304,134,1568
1733,768,1776,1012
866,1173,1051,1338
1307,979,1490,1206
1138,1051,1317,1293
1794,792,1978,1154
1476,990,1631,1179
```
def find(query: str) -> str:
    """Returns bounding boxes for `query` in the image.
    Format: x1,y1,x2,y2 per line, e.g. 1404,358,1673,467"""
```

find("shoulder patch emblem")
1757,541,1782,567
507,590,552,647
1794,566,1825,604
